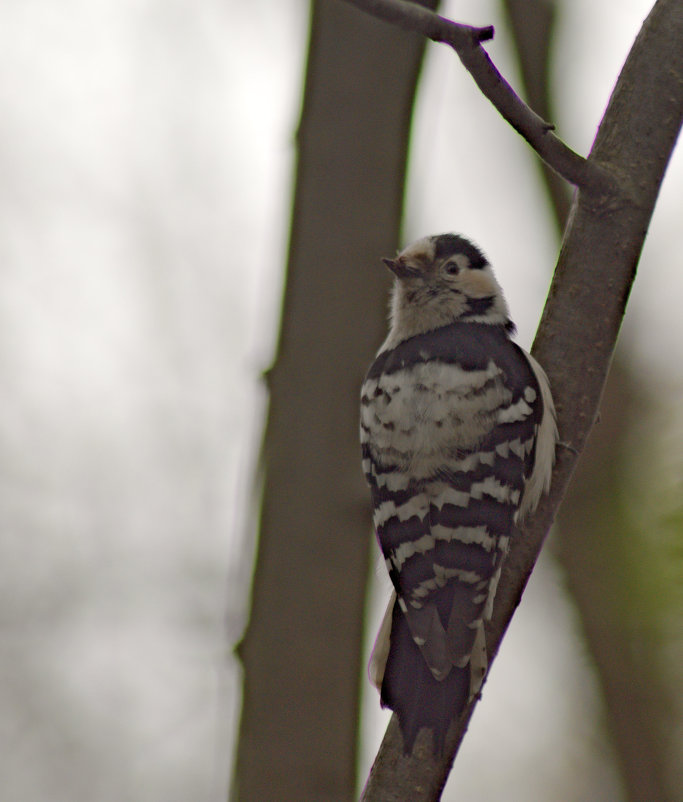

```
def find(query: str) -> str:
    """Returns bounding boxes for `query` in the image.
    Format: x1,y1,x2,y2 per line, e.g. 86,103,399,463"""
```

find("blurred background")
0,1,680,801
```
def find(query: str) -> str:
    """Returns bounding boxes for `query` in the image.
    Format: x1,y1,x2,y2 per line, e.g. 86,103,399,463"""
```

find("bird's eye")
444,261,460,275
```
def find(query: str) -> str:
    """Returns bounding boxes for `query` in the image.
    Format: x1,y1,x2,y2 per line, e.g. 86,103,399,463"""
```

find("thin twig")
342,0,492,43
341,0,611,194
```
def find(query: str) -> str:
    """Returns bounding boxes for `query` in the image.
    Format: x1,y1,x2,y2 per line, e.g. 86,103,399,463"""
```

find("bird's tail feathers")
380,598,469,754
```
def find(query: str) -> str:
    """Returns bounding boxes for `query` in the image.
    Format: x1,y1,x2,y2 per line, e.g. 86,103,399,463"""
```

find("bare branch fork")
342,0,610,194
341,0,683,799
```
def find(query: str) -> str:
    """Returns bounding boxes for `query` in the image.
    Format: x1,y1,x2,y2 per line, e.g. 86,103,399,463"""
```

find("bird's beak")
382,257,419,279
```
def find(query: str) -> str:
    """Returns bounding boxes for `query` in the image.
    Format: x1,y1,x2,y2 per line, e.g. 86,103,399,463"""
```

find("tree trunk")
232,2,437,799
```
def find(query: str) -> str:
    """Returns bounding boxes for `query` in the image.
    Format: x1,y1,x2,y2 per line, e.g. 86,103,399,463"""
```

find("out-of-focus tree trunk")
232,2,437,800
502,0,571,228
556,361,678,801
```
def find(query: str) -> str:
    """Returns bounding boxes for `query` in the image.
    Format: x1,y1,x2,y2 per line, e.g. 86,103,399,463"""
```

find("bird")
360,233,557,754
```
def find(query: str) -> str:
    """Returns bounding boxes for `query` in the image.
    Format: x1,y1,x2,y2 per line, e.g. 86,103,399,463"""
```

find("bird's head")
382,234,513,345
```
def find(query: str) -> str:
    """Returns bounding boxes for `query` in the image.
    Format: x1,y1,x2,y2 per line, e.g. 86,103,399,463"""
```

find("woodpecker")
360,233,557,754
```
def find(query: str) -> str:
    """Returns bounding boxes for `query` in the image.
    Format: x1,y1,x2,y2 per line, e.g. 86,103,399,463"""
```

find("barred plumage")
360,234,556,753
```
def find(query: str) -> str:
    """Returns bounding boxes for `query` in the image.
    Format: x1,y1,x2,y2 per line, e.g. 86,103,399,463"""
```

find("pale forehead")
398,236,435,263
